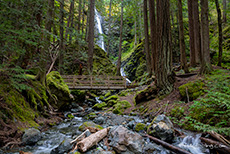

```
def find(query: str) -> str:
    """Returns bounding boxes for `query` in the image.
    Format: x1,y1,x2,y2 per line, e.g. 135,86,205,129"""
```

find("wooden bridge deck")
62,75,127,90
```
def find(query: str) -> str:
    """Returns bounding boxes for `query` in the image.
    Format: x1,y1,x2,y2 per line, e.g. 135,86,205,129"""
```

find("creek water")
1,102,210,154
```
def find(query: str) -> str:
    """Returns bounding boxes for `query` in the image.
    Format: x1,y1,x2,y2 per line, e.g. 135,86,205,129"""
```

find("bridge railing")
62,75,127,90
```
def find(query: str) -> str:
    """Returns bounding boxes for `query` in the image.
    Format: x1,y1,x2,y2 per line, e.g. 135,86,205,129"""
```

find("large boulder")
108,125,144,154
46,71,73,110
147,114,175,142
22,128,41,145
50,138,73,154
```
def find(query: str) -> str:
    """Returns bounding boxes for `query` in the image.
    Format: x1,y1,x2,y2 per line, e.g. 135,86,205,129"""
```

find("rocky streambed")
1,103,210,154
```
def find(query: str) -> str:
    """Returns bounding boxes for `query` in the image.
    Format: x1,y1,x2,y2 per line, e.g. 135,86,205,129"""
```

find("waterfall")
95,9,106,52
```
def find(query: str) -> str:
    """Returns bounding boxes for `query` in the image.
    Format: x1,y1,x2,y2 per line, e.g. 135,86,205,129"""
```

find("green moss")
46,71,72,109
71,90,86,102
135,123,146,132
87,112,97,120
170,106,185,119
179,80,205,101
67,113,74,119
93,102,107,110
104,95,119,102
107,99,118,107
46,71,70,95
104,91,111,97
99,95,104,100
79,121,103,131
119,90,129,96
112,100,132,115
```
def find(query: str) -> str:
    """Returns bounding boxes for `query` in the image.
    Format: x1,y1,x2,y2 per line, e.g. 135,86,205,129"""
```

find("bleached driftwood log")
77,127,110,152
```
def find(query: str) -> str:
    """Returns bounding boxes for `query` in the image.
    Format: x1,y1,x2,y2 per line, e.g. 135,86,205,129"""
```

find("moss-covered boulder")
46,71,73,110
135,123,146,132
71,89,86,102
93,102,107,110
122,42,146,81
179,80,205,101
112,100,132,115
134,86,158,104
87,112,97,120
104,95,119,102
93,45,117,75
79,121,103,131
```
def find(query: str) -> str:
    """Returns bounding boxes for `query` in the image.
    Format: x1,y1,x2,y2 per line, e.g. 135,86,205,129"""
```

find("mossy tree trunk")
200,0,213,74
193,0,201,64
87,0,95,72
215,0,223,67
187,0,196,67
144,0,151,74
149,0,157,73
155,0,174,94
59,0,64,74
178,0,189,73
116,0,123,76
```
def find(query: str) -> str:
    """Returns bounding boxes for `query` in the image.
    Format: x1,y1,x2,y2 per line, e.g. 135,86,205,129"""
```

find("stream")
1,98,210,154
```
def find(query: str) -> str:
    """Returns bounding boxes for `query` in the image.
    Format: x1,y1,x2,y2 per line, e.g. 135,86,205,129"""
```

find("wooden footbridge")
62,75,128,90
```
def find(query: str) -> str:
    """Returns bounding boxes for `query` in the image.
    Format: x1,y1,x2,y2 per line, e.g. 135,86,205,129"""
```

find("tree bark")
223,0,227,23
116,0,123,76
193,0,201,64
187,0,196,67
107,0,112,57
178,0,189,73
149,0,157,73
144,0,151,74
200,0,213,74
82,0,85,39
87,0,95,72
215,0,223,66
65,0,75,42
155,0,174,94
78,128,109,152
78,0,82,32
59,0,64,74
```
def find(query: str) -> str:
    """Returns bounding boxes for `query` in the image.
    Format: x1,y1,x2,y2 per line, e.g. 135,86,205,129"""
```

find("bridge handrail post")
73,75,76,88
107,76,110,89
90,76,93,88
124,76,127,89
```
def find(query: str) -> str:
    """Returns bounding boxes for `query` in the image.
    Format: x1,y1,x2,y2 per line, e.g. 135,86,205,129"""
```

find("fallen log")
208,131,230,147
200,137,230,154
78,127,110,152
144,134,192,154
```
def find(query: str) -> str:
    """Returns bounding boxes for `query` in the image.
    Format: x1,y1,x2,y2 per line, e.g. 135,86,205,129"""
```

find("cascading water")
95,9,106,52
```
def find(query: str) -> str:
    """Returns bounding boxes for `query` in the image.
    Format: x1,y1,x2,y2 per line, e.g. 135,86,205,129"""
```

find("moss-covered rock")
122,42,146,81
107,99,117,107
134,86,158,104
104,95,119,102
93,102,107,110
79,121,103,131
104,91,111,97
46,71,72,110
87,112,97,120
179,80,205,101
112,100,132,115
71,90,86,102
135,123,146,132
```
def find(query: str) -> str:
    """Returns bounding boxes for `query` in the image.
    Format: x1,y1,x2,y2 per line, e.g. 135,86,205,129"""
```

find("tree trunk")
200,0,213,74
155,0,174,94
223,0,227,23
85,2,90,42
107,0,112,57
69,0,75,43
193,0,201,64
59,0,64,74
82,0,85,39
178,0,189,73
149,0,157,73
144,0,151,74
78,0,82,32
87,0,95,72
187,0,196,67
139,1,143,40
65,0,74,42
116,0,123,76
215,0,223,66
